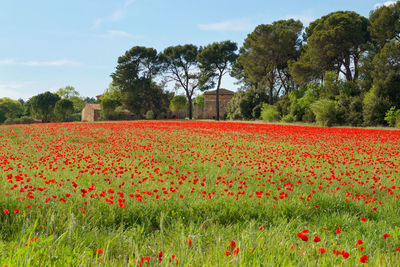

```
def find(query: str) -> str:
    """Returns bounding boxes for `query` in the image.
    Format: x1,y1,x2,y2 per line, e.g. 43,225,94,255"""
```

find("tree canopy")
198,40,238,120
237,19,303,104
290,11,370,84
161,44,199,119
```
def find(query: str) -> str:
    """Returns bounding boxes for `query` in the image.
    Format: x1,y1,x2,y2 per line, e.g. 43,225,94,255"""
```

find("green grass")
0,121,399,266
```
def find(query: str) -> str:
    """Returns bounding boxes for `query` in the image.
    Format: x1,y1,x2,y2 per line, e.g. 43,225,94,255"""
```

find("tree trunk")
187,97,193,119
216,76,222,121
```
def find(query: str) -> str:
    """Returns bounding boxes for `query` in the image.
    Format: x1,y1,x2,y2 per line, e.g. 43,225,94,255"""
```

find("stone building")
195,88,234,119
81,103,101,122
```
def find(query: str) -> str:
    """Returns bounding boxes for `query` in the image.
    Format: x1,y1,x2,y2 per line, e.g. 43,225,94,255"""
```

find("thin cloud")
93,0,135,28
0,59,82,67
22,60,81,67
0,82,34,99
374,1,397,9
0,59,16,65
198,18,254,32
97,30,140,39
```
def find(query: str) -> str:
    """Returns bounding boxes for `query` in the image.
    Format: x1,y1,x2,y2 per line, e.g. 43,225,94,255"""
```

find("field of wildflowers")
1,121,400,266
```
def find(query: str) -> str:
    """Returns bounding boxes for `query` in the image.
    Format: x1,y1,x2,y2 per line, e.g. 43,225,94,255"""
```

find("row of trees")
106,41,238,120
0,86,96,124
105,2,400,126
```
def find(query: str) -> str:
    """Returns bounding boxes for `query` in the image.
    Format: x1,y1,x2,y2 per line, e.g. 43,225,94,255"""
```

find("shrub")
281,114,296,123
260,104,280,122
3,116,35,125
145,110,155,120
384,107,400,127
311,99,338,126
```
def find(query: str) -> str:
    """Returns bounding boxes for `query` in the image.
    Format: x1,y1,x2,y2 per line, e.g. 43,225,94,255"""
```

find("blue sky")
0,0,396,100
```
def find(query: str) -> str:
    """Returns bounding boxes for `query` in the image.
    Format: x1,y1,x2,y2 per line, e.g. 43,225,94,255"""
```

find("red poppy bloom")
342,251,350,259
335,226,341,234
355,240,363,246
360,254,368,263
313,236,321,242
383,233,390,239
318,248,326,254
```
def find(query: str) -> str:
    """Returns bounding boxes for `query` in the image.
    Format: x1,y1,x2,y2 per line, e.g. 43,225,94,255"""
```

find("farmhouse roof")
204,88,234,95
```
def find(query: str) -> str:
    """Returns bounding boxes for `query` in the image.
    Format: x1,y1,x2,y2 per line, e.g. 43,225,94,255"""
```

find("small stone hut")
81,103,101,122
195,88,234,119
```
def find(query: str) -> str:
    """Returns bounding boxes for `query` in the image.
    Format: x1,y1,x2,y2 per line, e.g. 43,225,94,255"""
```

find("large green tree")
111,46,168,117
369,2,400,46
161,44,199,119
54,99,74,122
290,11,370,84
197,41,238,120
236,19,303,104
0,98,23,122
29,92,61,122
56,86,85,112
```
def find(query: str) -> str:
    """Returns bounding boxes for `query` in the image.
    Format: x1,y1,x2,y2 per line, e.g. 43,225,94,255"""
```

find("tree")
54,99,74,122
237,20,303,104
56,86,85,112
111,46,167,117
290,11,370,84
29,92,61,122
0,98,23,122
169,95,187,118
197,41,238,120
369,1,400,46
225,86,268,120
161,44,200,119
56,86,80,99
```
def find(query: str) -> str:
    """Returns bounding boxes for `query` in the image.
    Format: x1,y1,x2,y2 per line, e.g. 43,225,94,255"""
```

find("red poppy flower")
335,226,341,234
360,254,368,263
383,233,390,239
313,236,321,242
318,248,326,254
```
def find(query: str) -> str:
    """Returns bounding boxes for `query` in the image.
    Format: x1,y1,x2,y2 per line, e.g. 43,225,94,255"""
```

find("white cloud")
285,15,315,26
374,1,397,9
0,82,34,99
0,59,82,67
198,18,254,32
0,59,16,65
93,0,135,28
22,59,81,67
97,30,139,39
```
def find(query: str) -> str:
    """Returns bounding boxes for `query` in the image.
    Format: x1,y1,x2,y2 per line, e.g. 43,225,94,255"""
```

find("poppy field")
1,121,400,266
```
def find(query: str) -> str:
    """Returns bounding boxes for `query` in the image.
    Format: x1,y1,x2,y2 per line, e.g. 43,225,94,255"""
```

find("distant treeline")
2,3,400,127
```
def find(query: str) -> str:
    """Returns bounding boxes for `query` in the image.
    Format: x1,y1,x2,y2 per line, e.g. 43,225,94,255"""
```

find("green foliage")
371,40,400,108
384,107,400,127
29,92,61,122
363,91,391,126
145,110,155,120
311,99,338,126
369,1,400,46
0,98,23,122
169,95,187,112
0,110,6,123
225,87,268,120
54,99,74,122
161,44,199,119
194,94,204,108
100,98,119,120
289,83,320,122
336,93,364,126
260,104,280,122
280,114,296,123
275,94,291,117
111,46,171,118
237,19,303,103
291,11,370,83
3,116,35,125
198,40,238,120
56,86,79,99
